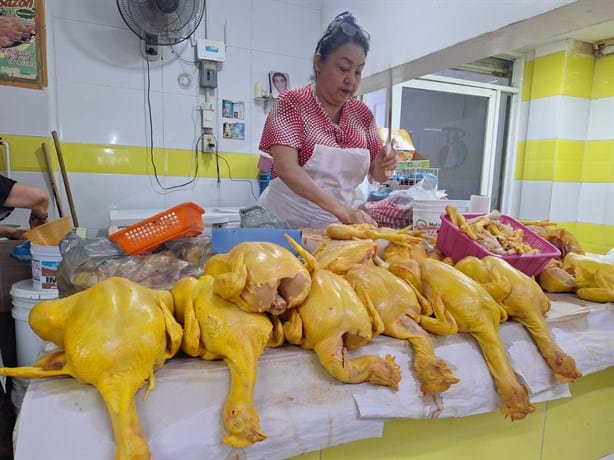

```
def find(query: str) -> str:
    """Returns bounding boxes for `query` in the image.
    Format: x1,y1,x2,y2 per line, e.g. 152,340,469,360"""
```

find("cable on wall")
145,58,200,190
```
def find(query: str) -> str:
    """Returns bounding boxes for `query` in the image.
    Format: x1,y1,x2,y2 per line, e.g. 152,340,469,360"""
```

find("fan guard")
117,0,205,46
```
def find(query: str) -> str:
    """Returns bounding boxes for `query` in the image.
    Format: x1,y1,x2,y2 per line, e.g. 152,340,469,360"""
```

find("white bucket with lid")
30,243,63,290
412,199,470,236
11,279,58,368
10,279,58,411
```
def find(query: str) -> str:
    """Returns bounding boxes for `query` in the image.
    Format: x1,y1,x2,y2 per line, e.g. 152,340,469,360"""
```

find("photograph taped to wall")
223,122,245,140
269,71,289,98
0,0,47,89
221,99,244,119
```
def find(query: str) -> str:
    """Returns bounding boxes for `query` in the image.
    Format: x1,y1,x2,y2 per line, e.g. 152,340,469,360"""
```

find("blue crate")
211,227,302,254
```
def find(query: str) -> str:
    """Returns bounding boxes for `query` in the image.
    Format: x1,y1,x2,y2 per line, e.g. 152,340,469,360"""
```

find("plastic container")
10,279,58,368
108,202,205,255
258,172,271,195
435,213,561,276
30,244,63,290
23,216,72,246
211,228,302,254
412,200,470,236
10,279,58,411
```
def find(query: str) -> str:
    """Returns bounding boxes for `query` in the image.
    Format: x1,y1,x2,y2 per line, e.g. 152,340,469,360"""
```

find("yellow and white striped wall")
516,39,614,254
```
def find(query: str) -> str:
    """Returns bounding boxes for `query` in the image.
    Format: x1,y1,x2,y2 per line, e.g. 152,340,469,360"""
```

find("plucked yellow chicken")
455,256,581,383
204,241,311,315
385,253,535,420
282,235,401,390
0,277,183,460
171,274,281,448
563,252,614,302
313,238,381,274
344,262,459,394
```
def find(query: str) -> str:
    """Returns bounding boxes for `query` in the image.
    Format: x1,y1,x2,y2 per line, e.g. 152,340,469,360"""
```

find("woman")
0,174,49,239
257,12,397,228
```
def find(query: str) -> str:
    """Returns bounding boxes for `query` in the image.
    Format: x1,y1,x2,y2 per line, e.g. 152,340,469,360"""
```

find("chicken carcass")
204,241,311,315
391,256,535,420
344,262,459,394
563,252,614,303
0,277,183,460
172,275,276,448
283,235,401,390
455,256,581,383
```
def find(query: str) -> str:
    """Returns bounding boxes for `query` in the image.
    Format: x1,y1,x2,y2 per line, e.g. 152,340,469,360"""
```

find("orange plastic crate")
109,202,205,255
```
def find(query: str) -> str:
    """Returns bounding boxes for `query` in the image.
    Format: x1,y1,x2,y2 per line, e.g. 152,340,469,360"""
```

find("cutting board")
211,228,302,254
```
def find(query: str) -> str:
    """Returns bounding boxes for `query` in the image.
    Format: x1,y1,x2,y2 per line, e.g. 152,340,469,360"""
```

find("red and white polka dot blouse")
259,84,382,179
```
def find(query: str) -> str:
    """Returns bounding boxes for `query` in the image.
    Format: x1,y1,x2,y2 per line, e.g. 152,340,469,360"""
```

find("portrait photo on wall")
269,71,289,98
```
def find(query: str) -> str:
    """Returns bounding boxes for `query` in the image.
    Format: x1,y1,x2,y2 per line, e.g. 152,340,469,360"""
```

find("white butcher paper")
14,346,384,460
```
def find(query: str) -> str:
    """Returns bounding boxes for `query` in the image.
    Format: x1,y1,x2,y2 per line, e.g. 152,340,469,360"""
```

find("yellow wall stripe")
582,140,614,182
528,51,594,100
592,53,614,99
518,140,613,183
574,222,614,254
0,135,260,179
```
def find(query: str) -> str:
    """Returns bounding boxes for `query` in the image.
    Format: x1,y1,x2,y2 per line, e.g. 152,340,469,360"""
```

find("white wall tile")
162,93,202,150
549,181,581,222
203,0,252,49
68,173,168,229
53,17,163,92
49,0,126,27
577,182,608,224
56,81,163,147
517,181,552,220
0,87,50,136
533,40,568,58
586,96,614,140
526,96,589,140
251,0,320,58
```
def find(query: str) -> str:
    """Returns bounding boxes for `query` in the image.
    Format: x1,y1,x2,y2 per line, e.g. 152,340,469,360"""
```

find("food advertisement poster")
0,0,47,89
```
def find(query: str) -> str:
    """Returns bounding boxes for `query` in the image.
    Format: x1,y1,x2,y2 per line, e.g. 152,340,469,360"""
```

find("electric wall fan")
117,0,205,60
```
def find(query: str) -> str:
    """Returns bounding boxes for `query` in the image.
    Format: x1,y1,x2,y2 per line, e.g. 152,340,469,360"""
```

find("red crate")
109,202,205,255
435,213,560,276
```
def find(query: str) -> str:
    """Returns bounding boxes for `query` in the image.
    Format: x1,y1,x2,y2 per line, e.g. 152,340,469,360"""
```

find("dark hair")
272,72,287,82
315,11,370,60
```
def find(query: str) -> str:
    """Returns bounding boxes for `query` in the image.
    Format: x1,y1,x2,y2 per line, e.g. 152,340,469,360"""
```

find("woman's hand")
335,205,378,226
370,144,399,183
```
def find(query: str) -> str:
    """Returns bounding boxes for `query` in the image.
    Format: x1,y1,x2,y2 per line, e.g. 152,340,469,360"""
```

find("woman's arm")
270,145,376,225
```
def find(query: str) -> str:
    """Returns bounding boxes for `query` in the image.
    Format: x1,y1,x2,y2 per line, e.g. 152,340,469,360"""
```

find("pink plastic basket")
435,213,561,276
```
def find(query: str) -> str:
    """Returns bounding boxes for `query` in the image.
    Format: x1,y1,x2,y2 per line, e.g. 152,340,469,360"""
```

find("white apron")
257,144,370,228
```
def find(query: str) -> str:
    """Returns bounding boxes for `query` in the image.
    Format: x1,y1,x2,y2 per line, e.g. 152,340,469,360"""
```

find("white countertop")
12,296,614,460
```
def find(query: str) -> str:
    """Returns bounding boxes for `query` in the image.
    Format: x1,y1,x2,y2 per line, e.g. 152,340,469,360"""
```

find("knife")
384,67,394,178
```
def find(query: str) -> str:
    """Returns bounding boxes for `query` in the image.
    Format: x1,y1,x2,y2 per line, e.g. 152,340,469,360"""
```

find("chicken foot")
313,335,400,390
387,315,459,394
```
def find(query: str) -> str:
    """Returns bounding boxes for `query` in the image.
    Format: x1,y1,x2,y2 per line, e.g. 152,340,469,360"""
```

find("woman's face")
314,42,366,110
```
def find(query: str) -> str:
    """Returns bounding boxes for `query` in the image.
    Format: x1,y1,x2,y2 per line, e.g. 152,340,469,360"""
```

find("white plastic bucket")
30,243,63,290
412,199,470,236
10,279,58,368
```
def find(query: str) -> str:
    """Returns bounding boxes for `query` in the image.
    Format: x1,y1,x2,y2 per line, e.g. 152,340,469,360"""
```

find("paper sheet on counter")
14,345,384,460
13,300,613,460
355,301,613,419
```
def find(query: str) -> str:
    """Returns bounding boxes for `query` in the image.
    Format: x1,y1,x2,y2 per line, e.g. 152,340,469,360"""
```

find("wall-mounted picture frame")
0,0,47,89
269,71,289,98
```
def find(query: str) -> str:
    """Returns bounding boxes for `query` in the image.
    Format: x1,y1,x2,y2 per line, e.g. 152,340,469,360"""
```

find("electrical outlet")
203,134,216,153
